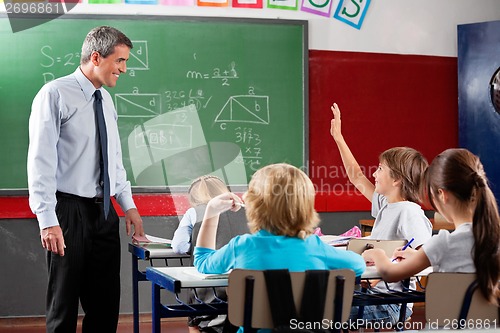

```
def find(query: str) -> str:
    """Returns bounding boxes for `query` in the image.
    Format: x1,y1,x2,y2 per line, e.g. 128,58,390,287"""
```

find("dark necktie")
94,90,110,219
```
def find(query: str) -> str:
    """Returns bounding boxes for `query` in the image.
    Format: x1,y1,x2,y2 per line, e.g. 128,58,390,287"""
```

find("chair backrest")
190,205,250,256
346,238,407,257
425,272,499,327
432,212,455,232
227,269,356,329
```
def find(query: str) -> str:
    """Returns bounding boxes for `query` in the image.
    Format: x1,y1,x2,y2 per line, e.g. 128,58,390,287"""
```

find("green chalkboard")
0,14,307,191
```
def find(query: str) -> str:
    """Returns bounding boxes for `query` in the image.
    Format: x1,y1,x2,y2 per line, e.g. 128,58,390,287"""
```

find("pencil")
392,237,414,262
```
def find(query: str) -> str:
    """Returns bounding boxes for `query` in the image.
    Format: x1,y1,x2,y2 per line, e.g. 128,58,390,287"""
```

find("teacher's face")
92,44,129,88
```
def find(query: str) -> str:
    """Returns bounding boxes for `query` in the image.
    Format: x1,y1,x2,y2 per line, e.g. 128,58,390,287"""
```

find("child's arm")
330,103,375,202
362,247,431,282
196,192,242,249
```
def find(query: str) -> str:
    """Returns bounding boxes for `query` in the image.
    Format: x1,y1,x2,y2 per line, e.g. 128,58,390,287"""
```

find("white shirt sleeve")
371,192,386,218
171,207,197,254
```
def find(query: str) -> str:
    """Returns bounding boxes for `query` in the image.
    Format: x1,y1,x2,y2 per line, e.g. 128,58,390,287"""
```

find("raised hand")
330,102,343,142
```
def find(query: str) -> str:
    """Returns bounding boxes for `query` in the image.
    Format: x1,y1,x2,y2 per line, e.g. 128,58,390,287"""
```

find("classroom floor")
0,306,427,332
0,315,189,333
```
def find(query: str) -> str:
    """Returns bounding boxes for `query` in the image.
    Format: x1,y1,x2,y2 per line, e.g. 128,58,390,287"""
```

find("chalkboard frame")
1,13,308,195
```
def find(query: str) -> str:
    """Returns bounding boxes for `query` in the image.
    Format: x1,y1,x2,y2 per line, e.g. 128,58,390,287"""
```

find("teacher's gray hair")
80,26,133,65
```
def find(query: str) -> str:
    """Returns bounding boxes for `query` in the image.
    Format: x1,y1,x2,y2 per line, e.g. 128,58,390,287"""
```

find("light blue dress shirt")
27,68,136,230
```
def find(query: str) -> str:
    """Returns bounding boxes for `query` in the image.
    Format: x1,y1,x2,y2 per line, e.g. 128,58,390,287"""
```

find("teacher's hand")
125,208,144,237
41,225,65,256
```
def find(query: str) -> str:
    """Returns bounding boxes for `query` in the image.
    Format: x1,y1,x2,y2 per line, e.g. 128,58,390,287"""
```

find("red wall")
1,50,459,218
309,50,458,211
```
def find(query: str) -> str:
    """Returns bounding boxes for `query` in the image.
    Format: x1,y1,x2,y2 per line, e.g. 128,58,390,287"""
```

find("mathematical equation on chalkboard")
116,90,269,171
38,41,271,184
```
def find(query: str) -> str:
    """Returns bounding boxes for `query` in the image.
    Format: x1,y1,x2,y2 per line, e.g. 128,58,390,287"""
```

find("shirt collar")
74,67,100,101
256,229,275,237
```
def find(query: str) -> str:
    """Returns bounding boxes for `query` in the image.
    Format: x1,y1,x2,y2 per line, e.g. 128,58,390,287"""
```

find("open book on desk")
182,268,231,280
320,235,354,247
132,234,172,248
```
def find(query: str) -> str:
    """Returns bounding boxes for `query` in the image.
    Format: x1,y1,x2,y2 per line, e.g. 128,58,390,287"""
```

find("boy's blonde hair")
188,175,229,207
379,147,428,203
244,163,319,239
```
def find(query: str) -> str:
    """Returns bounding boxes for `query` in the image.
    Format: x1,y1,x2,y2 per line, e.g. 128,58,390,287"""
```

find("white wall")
3,0,499,56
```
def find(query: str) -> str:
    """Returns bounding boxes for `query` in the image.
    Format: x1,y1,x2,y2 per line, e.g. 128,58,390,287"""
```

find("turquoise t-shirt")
194,229,366,276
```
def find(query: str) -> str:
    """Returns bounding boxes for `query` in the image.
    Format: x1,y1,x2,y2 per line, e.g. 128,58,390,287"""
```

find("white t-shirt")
370,192,433,248
423,223,475,272
369,193,433,298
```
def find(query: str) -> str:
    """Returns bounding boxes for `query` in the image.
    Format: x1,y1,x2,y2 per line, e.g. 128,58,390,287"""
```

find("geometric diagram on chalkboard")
115,93,161,117
127,103,247,188
128,104,206,183
127,40,149,70
156,142,243,185
215,95,269,124
131,123,192,151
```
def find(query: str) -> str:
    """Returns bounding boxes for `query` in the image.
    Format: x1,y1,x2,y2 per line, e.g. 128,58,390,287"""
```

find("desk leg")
132,254,140,333
152,283,161,333
398,305,407,332
397,278,411,331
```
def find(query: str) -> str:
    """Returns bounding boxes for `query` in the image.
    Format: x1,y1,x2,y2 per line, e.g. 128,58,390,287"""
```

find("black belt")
56,191,104,203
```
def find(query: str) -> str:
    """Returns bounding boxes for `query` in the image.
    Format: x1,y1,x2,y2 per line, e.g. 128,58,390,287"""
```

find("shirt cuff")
36,210,59,230
116,195,136,213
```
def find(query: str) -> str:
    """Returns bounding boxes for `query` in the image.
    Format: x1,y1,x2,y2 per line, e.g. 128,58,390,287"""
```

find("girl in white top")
363,148,500,308
330,102,432,324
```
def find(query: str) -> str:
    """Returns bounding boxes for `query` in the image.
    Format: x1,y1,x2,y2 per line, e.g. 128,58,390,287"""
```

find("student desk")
359,218,455,237
128,243,191,333
145,266,432,333
145,266,228,333
353,267,431,327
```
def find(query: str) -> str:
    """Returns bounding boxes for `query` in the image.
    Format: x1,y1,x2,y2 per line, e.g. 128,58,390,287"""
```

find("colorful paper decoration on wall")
81,0,371,29
301,0,332,17
267,0,297,11
333,0,371,29
197,0,228,7
232,0,262,9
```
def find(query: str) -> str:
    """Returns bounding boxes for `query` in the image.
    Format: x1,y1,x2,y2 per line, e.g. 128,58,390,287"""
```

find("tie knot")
94,90,102,101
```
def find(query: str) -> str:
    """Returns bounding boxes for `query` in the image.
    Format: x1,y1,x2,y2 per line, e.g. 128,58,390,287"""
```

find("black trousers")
46,192,121,333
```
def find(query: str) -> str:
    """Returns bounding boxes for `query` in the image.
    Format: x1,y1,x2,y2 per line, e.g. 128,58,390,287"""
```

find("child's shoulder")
397,202,431,225
392,200,426,212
